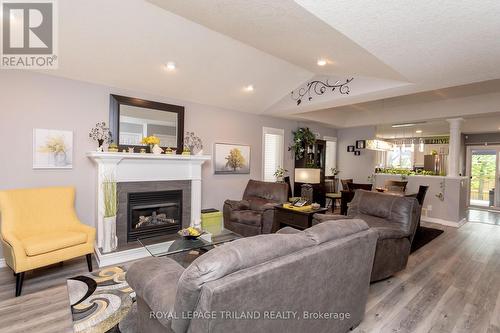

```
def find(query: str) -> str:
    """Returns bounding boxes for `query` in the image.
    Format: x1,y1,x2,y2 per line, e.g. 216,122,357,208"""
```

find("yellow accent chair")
0,187,96,296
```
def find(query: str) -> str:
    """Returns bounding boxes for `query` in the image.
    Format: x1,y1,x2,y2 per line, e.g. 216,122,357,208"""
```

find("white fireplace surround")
87,151,211,266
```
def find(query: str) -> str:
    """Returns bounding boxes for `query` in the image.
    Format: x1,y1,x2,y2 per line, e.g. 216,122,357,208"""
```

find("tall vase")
102,216,117,253
97,139,104,152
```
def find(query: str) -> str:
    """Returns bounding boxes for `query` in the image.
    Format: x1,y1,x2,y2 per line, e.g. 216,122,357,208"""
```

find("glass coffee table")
138,229,241,257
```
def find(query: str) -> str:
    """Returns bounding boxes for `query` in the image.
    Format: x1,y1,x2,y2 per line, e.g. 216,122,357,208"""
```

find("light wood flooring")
1,221,500,332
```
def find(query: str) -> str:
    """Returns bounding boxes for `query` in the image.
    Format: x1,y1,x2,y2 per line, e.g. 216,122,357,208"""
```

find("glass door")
467,147,500,208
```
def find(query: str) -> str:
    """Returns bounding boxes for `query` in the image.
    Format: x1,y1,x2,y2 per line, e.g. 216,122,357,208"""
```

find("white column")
190,161,203,228
94,157,121,248
447,118,463,177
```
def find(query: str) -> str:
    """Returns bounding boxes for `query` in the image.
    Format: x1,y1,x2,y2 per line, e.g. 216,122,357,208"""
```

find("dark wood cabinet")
293,139,327,206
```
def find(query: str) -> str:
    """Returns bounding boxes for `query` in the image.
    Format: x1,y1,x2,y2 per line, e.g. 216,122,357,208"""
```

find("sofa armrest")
223,199,250,211
126,257,185,328
1,232,26,272
70,223,96,244
312,213,352,226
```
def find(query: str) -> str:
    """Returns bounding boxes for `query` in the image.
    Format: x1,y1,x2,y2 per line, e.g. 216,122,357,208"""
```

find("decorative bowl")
178,227,204,240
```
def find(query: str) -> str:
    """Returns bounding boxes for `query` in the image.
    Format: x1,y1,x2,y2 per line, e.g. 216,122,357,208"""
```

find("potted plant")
102,176,117,253
89,122,112,152
288,127,316,160
274,167,289,183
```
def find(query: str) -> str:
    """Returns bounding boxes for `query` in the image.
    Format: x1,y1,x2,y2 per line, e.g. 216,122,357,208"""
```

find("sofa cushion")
242,179,288,203
354,191,397,219
230,210,262,227
359,214,410,239
172,233,315,333
22,231,87,256
304,219,369,244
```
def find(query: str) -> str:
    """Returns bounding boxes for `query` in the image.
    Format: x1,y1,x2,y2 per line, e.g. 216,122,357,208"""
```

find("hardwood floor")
1,221,500,332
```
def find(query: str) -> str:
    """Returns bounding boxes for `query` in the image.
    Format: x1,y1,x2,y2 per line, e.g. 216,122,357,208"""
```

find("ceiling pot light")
164,62,176,71
416,130,423,134
317,59,327,66
243,85,254,92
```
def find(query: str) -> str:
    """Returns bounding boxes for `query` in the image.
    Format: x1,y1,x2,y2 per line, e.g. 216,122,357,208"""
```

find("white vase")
152,144,163,155
102,216,117,253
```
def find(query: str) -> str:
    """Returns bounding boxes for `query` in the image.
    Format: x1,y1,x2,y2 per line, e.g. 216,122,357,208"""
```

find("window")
262,127,284,182
387,146,414,169
324,137,337,176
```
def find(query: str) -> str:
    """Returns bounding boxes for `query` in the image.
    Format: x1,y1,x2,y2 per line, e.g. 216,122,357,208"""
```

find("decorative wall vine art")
291,78,354,106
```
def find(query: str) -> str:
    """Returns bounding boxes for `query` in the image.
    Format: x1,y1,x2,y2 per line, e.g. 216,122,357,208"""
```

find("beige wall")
0,71,336,260
337,126,377,183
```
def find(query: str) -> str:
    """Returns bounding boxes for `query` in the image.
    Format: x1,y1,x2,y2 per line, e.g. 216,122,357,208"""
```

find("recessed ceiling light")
163,62,176,71
317,59,327,66
243,85,254,92
416,130,423,133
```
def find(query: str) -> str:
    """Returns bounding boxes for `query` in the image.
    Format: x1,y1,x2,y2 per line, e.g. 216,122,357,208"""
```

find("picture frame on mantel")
214,143,251,174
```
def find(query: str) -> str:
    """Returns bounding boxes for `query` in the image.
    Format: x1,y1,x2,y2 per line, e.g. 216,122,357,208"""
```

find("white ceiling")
376,113,500,138
33,0,500,128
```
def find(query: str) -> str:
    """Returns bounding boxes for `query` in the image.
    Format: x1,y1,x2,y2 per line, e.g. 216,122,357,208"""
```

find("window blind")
263,128,284,182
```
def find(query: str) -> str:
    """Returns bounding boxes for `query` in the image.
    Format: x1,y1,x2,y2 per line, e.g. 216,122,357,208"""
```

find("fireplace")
127,190,182,242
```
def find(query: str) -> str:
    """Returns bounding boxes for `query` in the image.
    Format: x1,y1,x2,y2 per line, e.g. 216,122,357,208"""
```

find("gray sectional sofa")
127,219,378,333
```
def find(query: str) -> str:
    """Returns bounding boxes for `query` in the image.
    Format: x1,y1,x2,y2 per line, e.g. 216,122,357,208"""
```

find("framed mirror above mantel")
109,94,185,152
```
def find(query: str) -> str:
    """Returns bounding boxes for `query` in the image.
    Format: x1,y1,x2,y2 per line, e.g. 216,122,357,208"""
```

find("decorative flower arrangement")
184,132,203,155
141,136,160,146
89,122,112,150
330,168,340,177
288,127,316,160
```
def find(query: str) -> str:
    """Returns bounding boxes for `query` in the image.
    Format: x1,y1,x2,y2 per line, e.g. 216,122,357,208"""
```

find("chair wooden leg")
15,272,25,297
86,254,93,272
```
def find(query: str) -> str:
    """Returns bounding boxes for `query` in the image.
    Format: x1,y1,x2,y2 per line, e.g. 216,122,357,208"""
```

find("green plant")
102,176,117,218
288,127,316,160
273,167,288,179
375,168,436,176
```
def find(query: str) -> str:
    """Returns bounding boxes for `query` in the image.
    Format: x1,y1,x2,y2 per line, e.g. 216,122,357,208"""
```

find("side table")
274,205,328,230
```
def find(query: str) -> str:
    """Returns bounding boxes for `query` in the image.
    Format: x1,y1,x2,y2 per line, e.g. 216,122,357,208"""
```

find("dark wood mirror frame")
109,94,185,153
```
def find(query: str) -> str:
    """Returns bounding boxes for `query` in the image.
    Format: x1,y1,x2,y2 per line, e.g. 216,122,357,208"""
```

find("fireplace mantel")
87,151,211,267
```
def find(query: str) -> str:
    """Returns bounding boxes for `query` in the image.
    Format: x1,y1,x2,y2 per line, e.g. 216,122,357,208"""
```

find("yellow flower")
141,136,160,145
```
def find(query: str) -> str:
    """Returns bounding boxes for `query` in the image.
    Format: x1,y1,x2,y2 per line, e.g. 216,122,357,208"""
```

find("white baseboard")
94,245,151,268
421,216,467,228
0,258,5,268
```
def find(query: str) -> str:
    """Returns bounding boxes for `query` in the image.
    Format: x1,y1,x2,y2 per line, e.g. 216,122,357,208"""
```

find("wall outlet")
427,205,432,212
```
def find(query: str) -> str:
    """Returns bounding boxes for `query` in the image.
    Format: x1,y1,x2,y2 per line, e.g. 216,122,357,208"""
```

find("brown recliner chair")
223,180,288,237
313,190,420,282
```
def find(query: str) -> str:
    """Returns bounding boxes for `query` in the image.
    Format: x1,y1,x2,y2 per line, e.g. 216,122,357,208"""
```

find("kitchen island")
373,173,469,227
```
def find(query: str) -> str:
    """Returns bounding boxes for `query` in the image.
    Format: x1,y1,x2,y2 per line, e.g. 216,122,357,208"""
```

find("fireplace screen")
127,190,182,241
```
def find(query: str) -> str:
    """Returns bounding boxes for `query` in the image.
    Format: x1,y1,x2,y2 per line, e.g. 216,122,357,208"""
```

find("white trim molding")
421,216,467,228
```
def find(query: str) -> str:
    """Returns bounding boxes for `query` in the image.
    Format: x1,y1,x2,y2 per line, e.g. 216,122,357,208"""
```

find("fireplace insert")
127,190,182,242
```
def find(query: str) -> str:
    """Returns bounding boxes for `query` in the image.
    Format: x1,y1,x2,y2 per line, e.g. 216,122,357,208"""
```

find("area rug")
411,226,444,253
67,266,137,333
